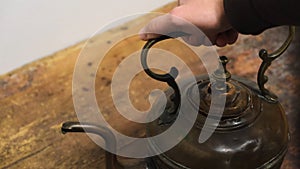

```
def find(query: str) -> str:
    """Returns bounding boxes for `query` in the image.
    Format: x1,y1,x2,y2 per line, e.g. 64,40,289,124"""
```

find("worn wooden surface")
0,1,299,169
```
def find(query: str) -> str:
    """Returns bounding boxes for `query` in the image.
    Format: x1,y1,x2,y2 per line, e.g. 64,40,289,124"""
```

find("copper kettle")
61,26,295,169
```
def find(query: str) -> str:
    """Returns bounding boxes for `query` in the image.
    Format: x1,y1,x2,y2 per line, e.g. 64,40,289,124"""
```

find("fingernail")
139,33,147,40
139,28,147,40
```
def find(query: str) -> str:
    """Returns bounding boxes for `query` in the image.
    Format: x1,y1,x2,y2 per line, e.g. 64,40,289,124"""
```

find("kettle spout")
61,121,86,134
61,121,116,145
61,121,123,169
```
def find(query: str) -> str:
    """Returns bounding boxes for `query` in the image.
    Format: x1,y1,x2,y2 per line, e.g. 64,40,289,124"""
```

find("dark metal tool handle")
257,26,295,102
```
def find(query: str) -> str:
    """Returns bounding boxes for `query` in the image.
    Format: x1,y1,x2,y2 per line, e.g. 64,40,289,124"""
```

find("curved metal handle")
140,32,187,117
257,26,295,102
61,121,123,169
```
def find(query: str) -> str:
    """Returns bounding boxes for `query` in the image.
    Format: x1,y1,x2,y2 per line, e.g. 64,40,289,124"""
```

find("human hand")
139,0,238,47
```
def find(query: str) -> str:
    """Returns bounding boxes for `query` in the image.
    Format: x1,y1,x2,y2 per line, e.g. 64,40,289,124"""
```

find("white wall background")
0,0,174,75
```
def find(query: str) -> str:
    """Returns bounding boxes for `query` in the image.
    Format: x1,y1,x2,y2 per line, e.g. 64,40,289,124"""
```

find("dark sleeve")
224,0,300,35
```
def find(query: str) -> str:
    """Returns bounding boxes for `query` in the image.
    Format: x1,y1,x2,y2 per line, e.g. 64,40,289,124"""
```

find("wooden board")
0,1,299,168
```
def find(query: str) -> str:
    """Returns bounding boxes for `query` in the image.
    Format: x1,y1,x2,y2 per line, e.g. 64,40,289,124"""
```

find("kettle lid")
185,56,262,130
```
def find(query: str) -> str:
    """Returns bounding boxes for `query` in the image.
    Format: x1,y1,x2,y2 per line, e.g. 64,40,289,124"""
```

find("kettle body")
146,74,289,169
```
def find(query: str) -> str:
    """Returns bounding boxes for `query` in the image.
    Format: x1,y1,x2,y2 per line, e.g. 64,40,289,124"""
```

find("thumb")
139,14,181,40
139,12,208,46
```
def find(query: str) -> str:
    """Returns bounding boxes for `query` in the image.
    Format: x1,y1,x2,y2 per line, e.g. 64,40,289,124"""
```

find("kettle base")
145,147,287,169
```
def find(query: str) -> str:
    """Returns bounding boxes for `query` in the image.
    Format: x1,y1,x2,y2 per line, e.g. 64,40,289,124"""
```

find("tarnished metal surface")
217,27,300,169
146,70,289,169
